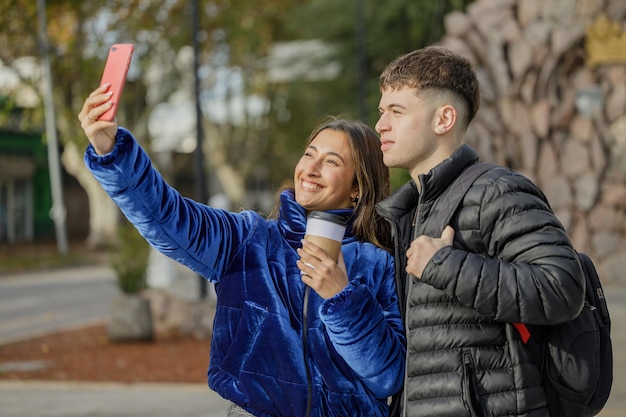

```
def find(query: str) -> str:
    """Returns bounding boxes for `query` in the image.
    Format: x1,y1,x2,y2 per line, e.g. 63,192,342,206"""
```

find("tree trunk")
61,141,120,249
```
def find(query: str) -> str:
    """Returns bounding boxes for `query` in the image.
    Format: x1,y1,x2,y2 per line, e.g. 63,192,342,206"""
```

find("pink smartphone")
98,43,134,121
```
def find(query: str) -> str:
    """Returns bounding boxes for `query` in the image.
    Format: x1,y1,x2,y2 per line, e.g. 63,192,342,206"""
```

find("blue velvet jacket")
85,128,405,417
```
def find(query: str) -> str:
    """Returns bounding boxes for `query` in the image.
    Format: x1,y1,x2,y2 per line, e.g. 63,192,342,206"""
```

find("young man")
375,46,585,417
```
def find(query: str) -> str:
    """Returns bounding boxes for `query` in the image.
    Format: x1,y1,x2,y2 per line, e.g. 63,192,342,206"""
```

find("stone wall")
439,0,626,285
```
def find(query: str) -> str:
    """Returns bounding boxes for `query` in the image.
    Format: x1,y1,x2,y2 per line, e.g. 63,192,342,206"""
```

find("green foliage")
110,221,151,294
260,0,476,192
0,95,43,133
0,0,475,220
390,168,411,192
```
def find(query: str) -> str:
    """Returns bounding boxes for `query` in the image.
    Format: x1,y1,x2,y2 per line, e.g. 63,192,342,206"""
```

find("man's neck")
409,145,459,188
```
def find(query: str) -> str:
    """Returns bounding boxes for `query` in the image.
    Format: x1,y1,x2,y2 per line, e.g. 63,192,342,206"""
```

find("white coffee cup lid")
306,211,347,242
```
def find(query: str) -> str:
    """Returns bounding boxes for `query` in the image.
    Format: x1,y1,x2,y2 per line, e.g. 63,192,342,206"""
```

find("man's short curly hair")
379,46,480,124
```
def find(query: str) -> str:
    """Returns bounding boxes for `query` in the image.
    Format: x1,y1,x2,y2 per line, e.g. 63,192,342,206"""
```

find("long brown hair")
271,117,392,251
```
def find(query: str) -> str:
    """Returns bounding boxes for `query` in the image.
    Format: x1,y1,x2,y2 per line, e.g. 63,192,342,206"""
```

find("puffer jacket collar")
278,189,356,247
378,144,479,222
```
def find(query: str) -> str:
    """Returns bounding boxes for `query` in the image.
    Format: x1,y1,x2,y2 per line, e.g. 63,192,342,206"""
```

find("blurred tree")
0,0,473,250
0,0,299,247
188,0,303,210
0,0,188,248
283,0,474,189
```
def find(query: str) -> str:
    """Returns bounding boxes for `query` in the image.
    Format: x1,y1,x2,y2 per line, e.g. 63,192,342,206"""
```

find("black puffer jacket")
377,144,585,417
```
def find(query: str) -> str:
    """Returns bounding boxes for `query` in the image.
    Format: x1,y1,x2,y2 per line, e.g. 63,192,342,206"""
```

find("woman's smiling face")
293,128,357,212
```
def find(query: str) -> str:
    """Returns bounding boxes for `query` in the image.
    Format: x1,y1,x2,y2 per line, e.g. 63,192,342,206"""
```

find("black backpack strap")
431,162,498,234
578,251,611,325
430,162,536,343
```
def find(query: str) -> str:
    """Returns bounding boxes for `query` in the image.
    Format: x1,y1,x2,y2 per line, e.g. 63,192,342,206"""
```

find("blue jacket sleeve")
319,253,405,399
84,128,252,281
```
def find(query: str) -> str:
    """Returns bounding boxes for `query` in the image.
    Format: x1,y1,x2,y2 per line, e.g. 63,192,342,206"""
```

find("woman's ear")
350,186,360,206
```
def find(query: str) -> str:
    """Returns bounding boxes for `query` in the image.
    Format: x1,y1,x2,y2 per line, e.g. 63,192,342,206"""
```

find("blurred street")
0,264,229,416
0,265,118,345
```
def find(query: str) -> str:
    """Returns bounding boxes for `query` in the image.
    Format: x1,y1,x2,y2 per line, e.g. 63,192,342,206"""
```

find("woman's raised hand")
78,84,118,155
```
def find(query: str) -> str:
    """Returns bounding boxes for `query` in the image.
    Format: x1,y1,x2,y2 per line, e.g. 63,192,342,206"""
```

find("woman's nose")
303,159,322,175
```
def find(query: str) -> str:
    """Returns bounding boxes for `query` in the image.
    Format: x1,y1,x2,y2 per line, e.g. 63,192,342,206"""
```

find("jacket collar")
377,144,479,217
277,189,355,247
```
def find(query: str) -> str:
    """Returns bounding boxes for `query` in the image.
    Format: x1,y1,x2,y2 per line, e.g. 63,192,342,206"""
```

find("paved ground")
0,265,118,345
0,265,624,417
0,380,230,417
0,262,229,417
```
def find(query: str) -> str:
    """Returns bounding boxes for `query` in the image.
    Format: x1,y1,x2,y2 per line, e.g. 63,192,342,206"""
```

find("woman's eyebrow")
307,145,345,163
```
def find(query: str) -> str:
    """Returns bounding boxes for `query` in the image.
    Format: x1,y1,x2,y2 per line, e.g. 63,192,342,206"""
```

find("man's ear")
434,105,456,135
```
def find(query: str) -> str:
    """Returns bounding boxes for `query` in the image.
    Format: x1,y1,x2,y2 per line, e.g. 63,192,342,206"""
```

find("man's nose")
375,114,388,133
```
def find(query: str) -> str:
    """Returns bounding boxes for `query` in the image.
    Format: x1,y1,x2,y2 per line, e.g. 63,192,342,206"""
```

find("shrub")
110,221,150,294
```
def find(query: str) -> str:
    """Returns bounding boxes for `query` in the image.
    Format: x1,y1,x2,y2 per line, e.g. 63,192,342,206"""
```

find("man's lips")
380,139,394,151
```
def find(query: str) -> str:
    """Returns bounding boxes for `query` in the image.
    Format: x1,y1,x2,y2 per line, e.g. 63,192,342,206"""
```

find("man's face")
375,87,439,177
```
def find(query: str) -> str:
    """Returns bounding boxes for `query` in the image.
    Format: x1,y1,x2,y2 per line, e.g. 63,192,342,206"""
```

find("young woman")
79,85,405,417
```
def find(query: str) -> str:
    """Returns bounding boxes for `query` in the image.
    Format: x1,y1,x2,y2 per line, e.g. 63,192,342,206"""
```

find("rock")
107,294,153,343
442,0,626,282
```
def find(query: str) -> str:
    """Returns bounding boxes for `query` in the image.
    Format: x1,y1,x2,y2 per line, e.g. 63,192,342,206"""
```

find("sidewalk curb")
0,379,209,390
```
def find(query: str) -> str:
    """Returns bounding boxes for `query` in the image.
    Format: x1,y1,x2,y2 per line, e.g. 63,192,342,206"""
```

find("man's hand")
406,225,455,279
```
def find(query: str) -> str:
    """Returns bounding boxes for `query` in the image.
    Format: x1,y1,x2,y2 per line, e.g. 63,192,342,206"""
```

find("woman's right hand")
78,84,118,155
297,240,349,299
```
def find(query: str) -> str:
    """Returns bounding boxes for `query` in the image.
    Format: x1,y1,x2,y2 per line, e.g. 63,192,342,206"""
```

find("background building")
0,129,52,243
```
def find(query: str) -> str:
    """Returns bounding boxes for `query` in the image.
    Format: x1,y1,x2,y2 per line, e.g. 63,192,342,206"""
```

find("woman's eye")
326,159,339,166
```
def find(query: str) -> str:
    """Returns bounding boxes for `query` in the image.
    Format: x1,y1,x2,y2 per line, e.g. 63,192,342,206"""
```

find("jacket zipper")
303,286,313,417
400,209,423,417
378,207,413,417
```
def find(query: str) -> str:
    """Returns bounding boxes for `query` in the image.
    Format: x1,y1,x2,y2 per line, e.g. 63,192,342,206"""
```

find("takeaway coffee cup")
304,211,347,262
